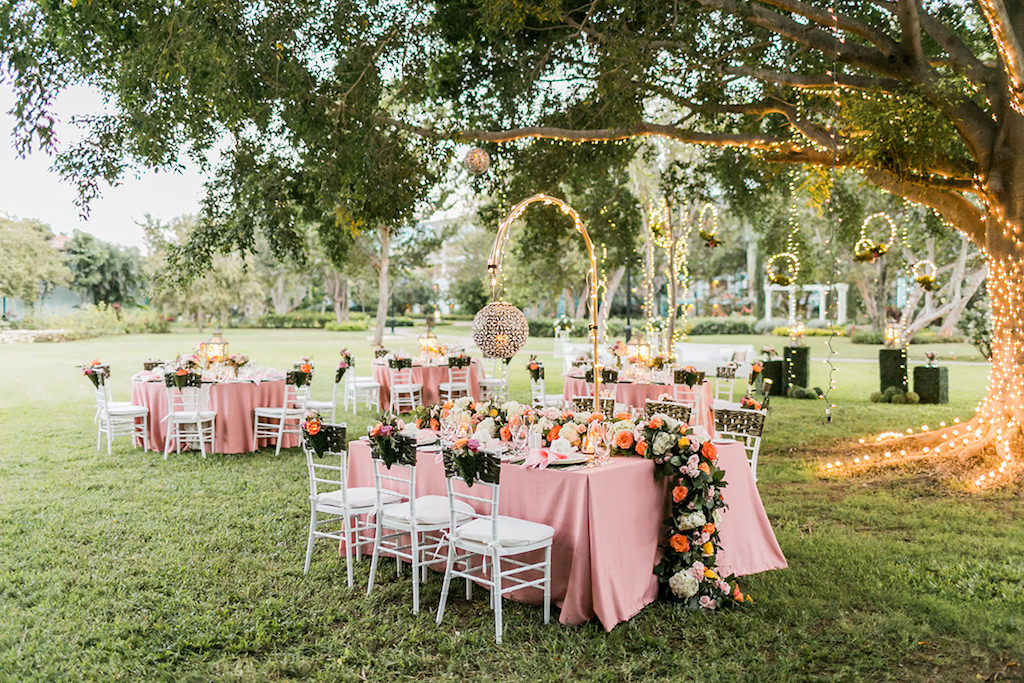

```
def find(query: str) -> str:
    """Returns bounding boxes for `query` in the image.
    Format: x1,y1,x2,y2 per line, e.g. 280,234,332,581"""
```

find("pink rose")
699,595,717,610
716,580,730,594
690,562,706,581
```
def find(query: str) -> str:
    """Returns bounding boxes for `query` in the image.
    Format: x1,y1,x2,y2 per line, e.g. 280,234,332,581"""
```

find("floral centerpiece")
336,348,353,383
614,412,749,609
228,354,249,371
554,316,573,333
526,355,544,381
761,345,777,360
81,359,110,387
648,353,672,371
368,415,416,467
925,350,938,367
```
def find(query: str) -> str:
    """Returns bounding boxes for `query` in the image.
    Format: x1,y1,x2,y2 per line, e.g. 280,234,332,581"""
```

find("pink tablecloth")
371,360,482,411
346,439,785,630
130,378,300,454
563,376,716,436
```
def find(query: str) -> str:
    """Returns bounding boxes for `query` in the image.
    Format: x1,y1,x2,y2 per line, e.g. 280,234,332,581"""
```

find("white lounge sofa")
673,342,756,377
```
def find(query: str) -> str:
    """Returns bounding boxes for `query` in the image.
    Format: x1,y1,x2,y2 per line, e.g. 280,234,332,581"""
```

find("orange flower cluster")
669,534,690,553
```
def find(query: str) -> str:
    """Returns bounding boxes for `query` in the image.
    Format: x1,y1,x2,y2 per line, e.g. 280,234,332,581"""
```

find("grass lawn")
1,328,1022,681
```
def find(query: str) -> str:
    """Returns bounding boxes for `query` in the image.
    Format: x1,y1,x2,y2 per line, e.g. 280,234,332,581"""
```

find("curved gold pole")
488,194,602,412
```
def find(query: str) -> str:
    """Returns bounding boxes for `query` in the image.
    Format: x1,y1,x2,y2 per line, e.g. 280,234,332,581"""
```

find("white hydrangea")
549,437,573,454
474,417,497,440
501,401,526,420
654,412,680,431
677,511,707,530
454,396,475,411
652,431,675,456
668,571,699,599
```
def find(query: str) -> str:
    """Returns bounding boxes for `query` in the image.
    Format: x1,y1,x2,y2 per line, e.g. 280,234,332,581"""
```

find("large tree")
3,1,1022,483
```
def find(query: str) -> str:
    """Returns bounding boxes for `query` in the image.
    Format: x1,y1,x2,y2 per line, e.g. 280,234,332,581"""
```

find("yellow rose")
490,409,498,417
703,568,718,580
702,542,714,556
677,437,690,449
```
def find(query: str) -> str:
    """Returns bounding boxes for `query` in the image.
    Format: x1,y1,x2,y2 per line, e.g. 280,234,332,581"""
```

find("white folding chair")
254,370,309,456
713,407,767,481
438,358,472,402
387,362,423,414
301,423,400,585
366,444,474,614
342,360,382,412
92,380,149,455
528,368,560,409
712,364,738,407
644,398,692,424
436,450,553,644
163,373,216,459
477,358,509,402
305,374,340,422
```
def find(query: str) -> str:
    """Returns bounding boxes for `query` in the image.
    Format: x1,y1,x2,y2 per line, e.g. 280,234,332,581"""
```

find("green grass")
1,329,1022,681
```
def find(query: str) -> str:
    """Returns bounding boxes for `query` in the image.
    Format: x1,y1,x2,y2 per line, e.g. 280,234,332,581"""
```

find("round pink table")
562,375,716,435
372,360,482,411
130,376,300,454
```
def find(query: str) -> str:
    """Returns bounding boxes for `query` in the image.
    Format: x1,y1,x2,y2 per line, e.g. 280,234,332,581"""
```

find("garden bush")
851,329,885,344
256,311,335,328
754,317,788,334
325,320,369,332
121,308,171,334
870,386,920,404
771,326,844,337
685,316,756,335
908,329,965,344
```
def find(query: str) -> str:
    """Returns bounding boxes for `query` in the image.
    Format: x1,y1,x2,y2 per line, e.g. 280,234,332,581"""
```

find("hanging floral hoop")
853,212,897,263
697,205,722,248
766,252,798,286
912,259,938,291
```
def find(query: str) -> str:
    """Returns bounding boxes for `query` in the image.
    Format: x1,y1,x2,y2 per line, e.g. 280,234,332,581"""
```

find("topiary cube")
912,366,948,404
879,348,908,393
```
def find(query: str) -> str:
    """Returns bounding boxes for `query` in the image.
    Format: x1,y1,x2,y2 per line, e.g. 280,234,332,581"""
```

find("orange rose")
305,419,321,435
701,541,714,556
669,534,690,553
635,440,648,456
733,588,744,602
614,412,632,421
415,418,423,428
702,523,716,535
300,363,312,373
175,368,187,376
702,441,718,461
588,412,604,423
429,419,439,431
499,425,512,441
672,485,688,503
452,437,469,450
698,462,711,475
547,425,561,441
647,417,664,429
369,423,382,437
614,430,634,450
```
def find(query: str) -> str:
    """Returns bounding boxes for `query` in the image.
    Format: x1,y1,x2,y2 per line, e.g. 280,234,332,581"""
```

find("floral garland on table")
336,348,353,383
367,415,417,467
612,412,749,608
81,359,110,387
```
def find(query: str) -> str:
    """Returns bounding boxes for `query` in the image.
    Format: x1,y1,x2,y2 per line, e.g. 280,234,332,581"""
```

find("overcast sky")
0,83,205,250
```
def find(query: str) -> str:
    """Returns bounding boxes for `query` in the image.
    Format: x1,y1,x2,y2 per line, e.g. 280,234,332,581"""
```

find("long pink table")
371,360,482,411
130,378,300,454
346,439,786,630
563,375,716,435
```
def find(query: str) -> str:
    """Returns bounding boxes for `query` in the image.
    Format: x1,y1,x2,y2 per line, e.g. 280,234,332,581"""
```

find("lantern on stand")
204,330,229,365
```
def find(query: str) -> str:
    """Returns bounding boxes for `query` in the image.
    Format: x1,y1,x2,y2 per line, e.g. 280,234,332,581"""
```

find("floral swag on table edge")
375,397,751,610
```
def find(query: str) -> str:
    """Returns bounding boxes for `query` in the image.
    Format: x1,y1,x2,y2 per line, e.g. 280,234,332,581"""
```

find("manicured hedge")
686,317,756,335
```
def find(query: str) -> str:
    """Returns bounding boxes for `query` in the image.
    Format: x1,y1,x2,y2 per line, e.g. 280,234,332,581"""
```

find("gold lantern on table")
203,330,229,365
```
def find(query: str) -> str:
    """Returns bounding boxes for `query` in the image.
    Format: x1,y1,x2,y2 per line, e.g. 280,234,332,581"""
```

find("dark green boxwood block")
784,346,810,389
761,360,785,395
913,366,948,404
879,348,908,392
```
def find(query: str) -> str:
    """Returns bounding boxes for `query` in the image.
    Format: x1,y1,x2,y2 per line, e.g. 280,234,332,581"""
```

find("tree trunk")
597,265,625,341
324,269,350,323
372,225,391,346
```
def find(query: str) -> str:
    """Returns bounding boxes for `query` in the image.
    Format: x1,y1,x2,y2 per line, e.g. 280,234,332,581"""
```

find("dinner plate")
547,451,590,466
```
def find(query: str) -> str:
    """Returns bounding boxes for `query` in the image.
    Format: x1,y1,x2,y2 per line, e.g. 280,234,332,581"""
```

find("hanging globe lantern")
463,148,491,176
472,301,528,358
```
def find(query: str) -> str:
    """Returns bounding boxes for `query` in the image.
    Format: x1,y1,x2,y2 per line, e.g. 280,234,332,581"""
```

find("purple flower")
466,438,481,452
379,425,394,436
699,595,717,610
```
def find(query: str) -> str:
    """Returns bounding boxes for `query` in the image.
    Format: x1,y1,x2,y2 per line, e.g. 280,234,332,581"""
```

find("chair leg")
198,421,207,459
163,422,173,460
343,514,354,588
304,505,317,574
96,422,102,451
366,516,383,596
436,538,456,626
106,423,113,456
274,416,284,456
410,529,421,614
465,555,473,600
543,545,552,624
492,548,503,644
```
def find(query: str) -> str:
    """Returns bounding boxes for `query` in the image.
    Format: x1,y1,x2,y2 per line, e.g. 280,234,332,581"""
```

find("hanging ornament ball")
463,148,491,176
472,300,528,359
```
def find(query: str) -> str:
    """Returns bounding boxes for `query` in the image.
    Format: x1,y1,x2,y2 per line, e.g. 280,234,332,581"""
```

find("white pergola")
763,283,849,324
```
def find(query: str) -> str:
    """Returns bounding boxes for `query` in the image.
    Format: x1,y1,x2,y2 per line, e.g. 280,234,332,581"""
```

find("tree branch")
976,0,1024,115
896,0,925,67
721,64,902,92
754,0,900,56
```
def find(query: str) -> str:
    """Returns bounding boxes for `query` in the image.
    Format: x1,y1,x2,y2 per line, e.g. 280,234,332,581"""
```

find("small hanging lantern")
463,148,491,176
473,301,528,359
204,330,229,364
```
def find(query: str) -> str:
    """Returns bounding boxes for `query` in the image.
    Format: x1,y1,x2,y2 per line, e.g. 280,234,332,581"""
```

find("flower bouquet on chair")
289,361,314,387
165,364,201,389
81,360,110,387
387,353,412,370
443,437,500,487
526,355,544,381
302,411,346,457
447,353,471,368
336,348,353,383
368,415,417,467
674,366,706,388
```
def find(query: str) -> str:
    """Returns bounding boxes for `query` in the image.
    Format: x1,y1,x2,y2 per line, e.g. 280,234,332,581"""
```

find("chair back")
284,370,312,409
713,407,766,476
442,449,501,540
529,376,547,408
584,367,618,385
301,423,348,501
163,372,205,414
645,399,692,424
374,348,390,359
388,364,415,389
369,439,418,515
714,364,737,402
572,396,613,414
446,357,471,384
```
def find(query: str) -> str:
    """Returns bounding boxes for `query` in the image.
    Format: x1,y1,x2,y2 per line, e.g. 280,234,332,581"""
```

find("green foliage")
12,303,167,338
324,320,369,332
773,326,845,338
685,317,756,335
960,304,993,360
256,312,335,329
873,386,919,405
450,276,490,315
0,217,71,303
851,329,885,344
64,231,144,305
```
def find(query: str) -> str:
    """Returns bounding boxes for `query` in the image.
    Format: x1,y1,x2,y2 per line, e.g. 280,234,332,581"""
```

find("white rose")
677,511,707,530
668,571,699,599
562,425,581,447
691,425,710,441
713,509,723,525
454,396,474,411
474,417,497,440
654,412,680,431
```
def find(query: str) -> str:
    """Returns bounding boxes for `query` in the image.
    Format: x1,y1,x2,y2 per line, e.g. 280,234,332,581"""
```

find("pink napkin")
521,448,572,470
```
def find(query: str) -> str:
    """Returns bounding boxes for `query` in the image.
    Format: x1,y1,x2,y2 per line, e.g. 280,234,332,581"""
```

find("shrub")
872,386,919,405
772,326,844,337
685,317,756,335
121,308,171,334
905,391,921,404
325,320,369,331
908,329,965,344
869,392,883,403
851,330,885,345
890,394,907,404
755,317,788,334
256,311,335,328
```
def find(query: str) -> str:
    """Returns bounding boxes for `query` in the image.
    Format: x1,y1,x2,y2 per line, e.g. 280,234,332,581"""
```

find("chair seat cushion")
478,378,505,387
107,405,148,417
381,495,473,526
316,487,400,510
438,382,470,391
305,400,334,410
254,406,304,417
392,383,423,393
169,410,216,422
455,516,555,548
